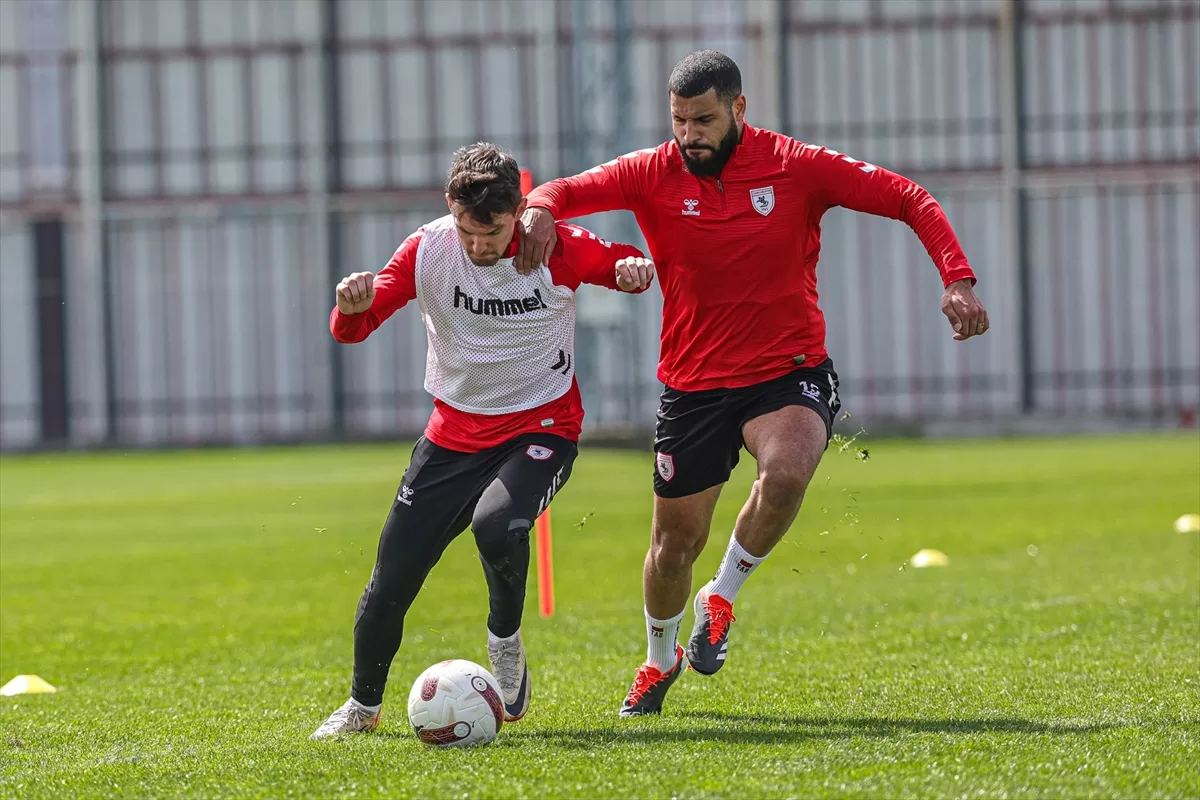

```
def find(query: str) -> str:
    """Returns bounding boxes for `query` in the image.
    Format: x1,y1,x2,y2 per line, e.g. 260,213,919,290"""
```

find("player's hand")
941,279,989,341
515,207,557,274
615,257,655,292
336,271,376,315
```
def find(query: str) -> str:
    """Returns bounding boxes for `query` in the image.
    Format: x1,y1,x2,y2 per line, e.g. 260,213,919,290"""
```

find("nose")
470,238,489,255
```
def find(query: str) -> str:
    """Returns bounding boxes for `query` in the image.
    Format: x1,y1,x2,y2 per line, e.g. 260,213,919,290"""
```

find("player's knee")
357,571,407,619
757,462,812,508
471,506,530,558
650,521,705,572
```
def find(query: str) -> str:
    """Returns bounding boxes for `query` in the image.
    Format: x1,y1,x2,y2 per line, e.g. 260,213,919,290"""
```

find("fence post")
1000,0,1034,414
319,0,346,436
33,218,69,444
756,0,786,135
75,0,116,442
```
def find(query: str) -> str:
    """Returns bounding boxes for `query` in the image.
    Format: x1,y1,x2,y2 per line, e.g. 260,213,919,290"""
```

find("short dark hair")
668,50,742,103
445,142,522,225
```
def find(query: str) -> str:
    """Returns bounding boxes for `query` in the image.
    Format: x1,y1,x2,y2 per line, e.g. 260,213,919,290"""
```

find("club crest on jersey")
527,445,554,461
750,186,775,216
656,452,675,482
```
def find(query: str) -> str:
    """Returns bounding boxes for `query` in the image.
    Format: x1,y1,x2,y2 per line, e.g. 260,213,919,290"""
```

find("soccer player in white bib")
310,143,654,739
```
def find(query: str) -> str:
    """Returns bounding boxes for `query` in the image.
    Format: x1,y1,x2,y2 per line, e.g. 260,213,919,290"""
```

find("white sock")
706,532,766,603
350,697,381,714
488,628,521,647
644,608,684,672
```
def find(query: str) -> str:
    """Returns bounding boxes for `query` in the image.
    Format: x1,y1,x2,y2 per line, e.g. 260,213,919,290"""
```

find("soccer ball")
407,659,504,748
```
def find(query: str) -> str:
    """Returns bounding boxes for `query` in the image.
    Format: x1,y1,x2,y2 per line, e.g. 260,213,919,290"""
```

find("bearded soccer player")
516,51,990,717
310,143,654,738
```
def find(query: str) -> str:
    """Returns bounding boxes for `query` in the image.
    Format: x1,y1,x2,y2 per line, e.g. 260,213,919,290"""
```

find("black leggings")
350,434,576,707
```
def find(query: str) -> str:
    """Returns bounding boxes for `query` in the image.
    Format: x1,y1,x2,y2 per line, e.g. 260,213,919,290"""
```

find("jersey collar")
502,225,521,259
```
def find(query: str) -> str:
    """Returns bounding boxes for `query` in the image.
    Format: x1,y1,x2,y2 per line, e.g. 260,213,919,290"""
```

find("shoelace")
320,703,371,732
705,596,736,645
489,644,523,690
626,664,669,705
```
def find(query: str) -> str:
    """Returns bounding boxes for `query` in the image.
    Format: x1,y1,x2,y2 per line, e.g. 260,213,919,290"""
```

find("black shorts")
652,358,842,498
394,433,578,540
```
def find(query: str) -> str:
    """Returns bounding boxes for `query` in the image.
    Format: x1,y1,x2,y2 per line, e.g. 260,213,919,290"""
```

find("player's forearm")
329,307,379,343
896,185,976,288
527,173,628,219
811,149,977,288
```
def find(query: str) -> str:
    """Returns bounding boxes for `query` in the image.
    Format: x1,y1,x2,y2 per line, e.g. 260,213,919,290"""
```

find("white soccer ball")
406,659,504,748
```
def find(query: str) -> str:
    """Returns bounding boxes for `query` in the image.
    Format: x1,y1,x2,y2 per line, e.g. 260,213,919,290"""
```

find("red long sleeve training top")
527,123,977,391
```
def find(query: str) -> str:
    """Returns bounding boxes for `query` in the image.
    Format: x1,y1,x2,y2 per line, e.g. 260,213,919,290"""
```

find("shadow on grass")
681,711,1117,736
493,712,1117,749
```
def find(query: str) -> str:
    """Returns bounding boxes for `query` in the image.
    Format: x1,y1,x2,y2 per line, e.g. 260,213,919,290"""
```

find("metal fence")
1,0,1197,450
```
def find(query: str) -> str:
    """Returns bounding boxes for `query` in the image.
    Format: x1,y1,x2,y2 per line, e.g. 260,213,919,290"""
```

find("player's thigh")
740,360,842,491
374,438,488,578
742,406,828,492
473,436,578,532
653,385,742,500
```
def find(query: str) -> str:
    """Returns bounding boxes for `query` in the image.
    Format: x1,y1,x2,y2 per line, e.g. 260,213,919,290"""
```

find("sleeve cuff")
942,266,977,288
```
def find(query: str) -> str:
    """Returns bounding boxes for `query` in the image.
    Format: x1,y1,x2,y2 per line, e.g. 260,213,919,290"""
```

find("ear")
516,197,528,218
733,94,747,123
445,194,454,213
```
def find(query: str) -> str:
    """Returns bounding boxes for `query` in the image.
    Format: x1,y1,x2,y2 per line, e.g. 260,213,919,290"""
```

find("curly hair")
668,50,742,103
445,142,523,226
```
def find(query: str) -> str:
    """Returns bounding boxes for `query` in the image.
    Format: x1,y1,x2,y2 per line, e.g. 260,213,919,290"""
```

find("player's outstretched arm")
550,222,653,295
329,231,419,343
517,149,658,273
793,143,989,341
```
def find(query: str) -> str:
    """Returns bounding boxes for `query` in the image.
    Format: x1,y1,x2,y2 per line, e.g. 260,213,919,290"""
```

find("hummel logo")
682,199,700,216
398,484,415,506
454,285,547,317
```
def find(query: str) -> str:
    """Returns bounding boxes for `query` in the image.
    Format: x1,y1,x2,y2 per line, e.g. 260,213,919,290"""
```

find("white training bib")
415,215,577,415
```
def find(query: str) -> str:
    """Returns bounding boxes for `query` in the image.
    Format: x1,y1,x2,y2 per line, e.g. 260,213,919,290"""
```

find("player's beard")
678,119,739,178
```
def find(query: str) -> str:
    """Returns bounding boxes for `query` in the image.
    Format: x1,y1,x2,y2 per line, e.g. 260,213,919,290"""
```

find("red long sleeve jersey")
330,222,644,452
527,123,977,391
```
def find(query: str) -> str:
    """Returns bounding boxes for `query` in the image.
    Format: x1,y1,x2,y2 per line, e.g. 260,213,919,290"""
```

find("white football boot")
309,699,381,740
487,631,531,722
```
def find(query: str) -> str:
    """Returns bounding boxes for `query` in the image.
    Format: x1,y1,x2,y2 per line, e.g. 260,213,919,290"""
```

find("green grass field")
1,434,1198,799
